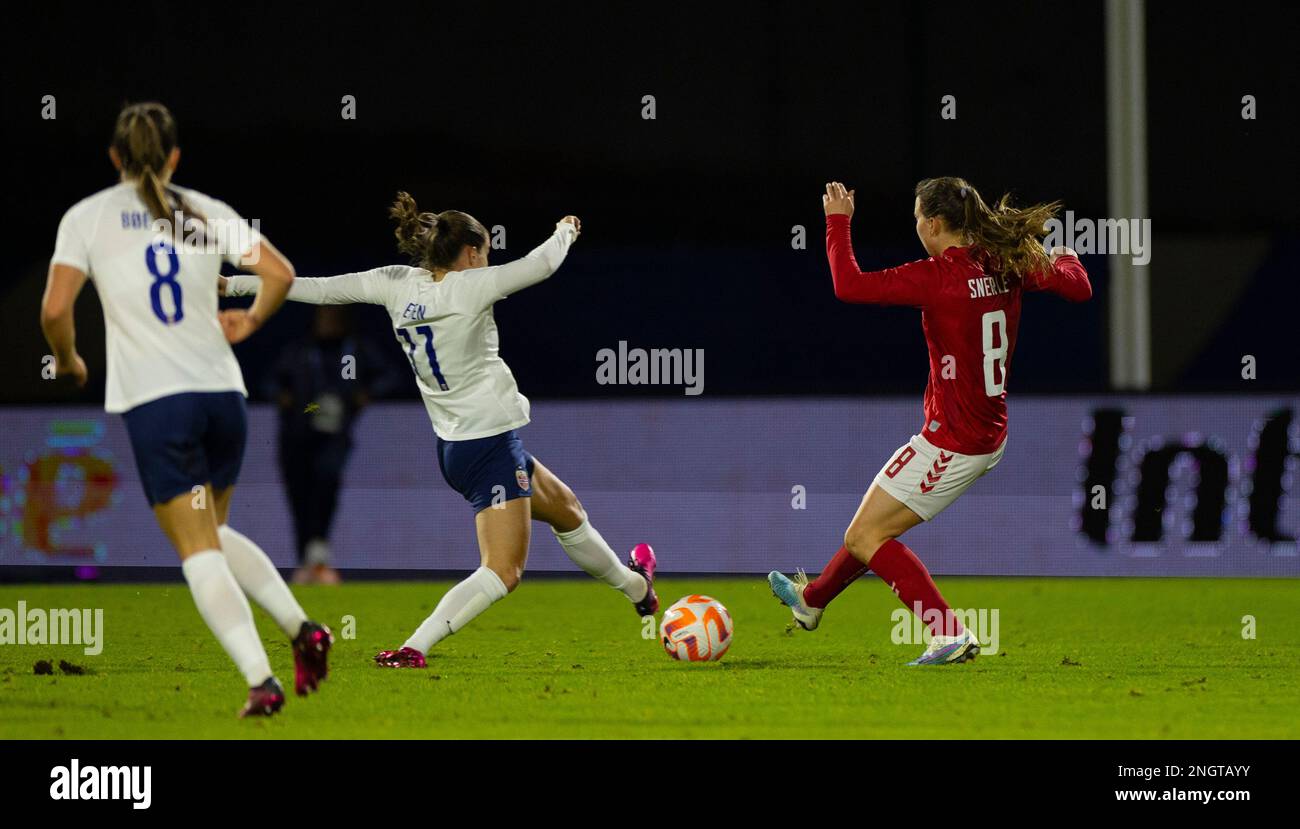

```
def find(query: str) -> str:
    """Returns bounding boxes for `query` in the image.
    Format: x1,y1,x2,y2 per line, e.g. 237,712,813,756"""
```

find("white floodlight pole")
1105,0,1152,389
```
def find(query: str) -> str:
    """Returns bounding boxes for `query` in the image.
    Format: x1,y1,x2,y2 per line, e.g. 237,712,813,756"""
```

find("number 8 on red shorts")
873,433,1006,521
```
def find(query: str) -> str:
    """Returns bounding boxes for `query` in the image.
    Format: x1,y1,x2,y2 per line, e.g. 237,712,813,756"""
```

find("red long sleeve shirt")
826,213,1091,455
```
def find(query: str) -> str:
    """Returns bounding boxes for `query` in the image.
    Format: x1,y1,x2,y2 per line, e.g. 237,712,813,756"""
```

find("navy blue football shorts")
436,429,536,513
121,391,247,506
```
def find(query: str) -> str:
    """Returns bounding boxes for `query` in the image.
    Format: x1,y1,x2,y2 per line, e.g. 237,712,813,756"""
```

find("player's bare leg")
524,458,582,532
843,482,926,563
476,495,532,590
152,483,222,558
212,487,333,695
376,498,527,667
155,485,283,716
528,457,657,616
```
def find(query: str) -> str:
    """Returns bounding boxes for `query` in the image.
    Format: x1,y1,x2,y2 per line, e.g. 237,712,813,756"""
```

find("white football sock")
218,525,308,638
181,550,273,687
402,566,508,654
553,519,647,602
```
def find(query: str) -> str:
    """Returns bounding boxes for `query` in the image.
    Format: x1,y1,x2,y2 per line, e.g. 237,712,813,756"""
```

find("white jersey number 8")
981,309,1008,396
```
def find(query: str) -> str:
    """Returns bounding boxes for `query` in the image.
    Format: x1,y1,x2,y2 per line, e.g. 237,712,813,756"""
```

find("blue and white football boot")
908,627,980,665
767,569,823,631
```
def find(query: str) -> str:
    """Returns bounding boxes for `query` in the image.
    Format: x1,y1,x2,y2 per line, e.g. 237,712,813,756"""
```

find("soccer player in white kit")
223,192,659,667
40,102,333,716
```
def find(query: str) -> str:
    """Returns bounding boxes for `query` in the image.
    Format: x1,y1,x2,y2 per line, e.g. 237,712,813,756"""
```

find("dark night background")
3,1,1297,404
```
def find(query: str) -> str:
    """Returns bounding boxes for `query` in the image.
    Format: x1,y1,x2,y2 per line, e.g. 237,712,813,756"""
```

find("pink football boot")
374,646,427,668
292,621,334,696
239,677,286,718
628,543,659,617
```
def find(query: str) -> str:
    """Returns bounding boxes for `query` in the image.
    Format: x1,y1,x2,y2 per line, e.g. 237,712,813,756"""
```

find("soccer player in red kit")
769,177,1091,664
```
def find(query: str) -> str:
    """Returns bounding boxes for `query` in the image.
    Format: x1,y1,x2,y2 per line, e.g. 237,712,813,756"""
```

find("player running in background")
41,102,333,716
222,193,658,667
769,177,1091,664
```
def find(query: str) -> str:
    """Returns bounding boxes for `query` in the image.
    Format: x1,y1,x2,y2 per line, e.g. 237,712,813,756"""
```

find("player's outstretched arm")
823,182,933,307
477,216,581,302
222,264,394,307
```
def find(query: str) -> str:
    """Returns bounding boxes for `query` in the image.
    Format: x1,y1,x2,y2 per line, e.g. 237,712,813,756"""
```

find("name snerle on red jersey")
825,213,1092,456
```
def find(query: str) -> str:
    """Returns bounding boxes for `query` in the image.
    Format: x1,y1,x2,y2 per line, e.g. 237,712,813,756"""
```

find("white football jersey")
226,221,576,441
51,182,260,413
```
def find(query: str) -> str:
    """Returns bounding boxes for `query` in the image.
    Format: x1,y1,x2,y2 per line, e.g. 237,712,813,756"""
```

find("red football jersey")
825,213,1091,455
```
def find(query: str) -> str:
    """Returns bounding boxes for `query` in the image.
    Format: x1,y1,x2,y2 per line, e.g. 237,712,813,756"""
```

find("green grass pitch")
1,577,1297,739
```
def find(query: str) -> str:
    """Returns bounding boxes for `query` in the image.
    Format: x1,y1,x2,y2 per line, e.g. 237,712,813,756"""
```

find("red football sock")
803,545,868,609
869,539,963,636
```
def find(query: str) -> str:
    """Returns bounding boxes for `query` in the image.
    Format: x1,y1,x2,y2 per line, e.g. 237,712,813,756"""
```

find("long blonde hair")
915,176,1060,283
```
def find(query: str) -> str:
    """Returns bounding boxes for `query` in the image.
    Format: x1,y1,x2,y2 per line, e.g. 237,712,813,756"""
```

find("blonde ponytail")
111,102,204,239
